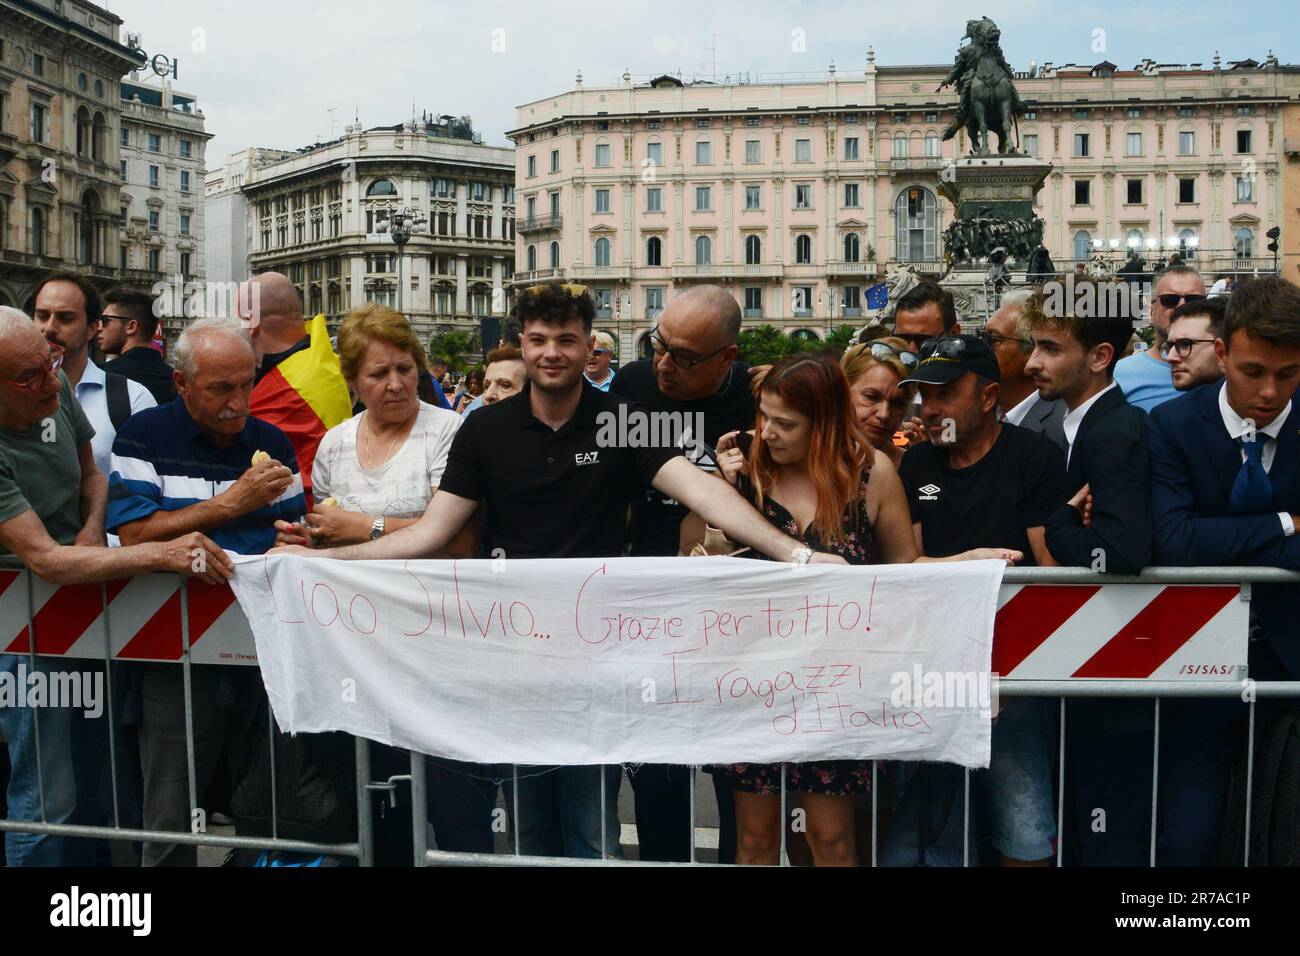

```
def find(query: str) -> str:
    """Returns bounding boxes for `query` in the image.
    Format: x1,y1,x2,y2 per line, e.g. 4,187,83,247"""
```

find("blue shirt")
1114,349,1179,412
585,370,616,392
106,399,306,555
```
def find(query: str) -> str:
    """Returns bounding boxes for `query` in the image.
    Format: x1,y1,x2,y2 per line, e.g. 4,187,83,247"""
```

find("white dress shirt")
1003,391,1040,427
75,359,156,479
1062,382,1118,468
1217,383,1294,535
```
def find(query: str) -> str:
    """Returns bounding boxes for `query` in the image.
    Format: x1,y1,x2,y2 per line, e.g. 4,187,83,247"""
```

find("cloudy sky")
99,0,1293,169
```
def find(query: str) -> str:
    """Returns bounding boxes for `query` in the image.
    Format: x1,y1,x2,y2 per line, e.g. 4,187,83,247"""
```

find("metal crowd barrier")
0,560,1297,867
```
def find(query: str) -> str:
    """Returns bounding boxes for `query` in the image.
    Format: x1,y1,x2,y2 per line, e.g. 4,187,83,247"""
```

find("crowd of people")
1,261,1298,867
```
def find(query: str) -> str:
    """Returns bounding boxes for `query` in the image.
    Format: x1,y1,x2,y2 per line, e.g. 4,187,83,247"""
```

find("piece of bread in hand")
251,450,271,465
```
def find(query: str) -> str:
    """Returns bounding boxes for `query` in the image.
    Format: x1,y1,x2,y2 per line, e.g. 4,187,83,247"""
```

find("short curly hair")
512,280,595,332
336,303,427,381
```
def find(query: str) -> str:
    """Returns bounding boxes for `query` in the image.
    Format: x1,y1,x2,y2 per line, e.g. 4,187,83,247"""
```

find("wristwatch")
369,515,386,540
791,546,814,566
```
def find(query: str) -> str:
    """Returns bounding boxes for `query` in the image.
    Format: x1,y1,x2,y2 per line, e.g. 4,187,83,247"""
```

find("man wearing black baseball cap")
888,334,1066,868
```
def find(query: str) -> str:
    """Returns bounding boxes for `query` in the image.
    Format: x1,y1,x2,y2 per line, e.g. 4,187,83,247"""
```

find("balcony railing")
512,268,566,283
890,156,946,172
568,264,632,281
671,263,784,280
516,214,563,234
824,260,879,277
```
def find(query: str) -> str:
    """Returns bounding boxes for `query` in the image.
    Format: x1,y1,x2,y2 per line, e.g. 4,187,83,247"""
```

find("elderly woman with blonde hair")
840,336,920,467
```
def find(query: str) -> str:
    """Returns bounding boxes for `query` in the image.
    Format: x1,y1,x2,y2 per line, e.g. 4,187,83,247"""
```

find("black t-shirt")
104,346,177,404
437,380,682,559
610,358,755,556
897,423,1065,565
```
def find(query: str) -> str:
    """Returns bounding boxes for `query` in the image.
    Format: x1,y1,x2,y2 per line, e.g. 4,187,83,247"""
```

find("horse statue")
939,17,1026,155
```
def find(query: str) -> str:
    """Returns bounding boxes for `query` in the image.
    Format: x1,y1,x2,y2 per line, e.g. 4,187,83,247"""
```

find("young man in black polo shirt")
280,280,843,859
892,335,1065,867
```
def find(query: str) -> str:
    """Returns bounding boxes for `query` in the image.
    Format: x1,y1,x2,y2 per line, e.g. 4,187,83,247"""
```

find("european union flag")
865,282,888,310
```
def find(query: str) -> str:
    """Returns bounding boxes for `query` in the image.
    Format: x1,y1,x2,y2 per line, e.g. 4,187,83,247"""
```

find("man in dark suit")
1022,280,1154,865
984,291,1067,455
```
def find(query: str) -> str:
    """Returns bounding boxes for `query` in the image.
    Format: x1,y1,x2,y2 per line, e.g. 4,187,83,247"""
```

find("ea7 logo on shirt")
575,451,600,466
918,483,941,501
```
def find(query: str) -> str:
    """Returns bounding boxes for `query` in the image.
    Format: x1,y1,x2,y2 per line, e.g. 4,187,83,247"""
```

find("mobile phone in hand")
735,432,754,456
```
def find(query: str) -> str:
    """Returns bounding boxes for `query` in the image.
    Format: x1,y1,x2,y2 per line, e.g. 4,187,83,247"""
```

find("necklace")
360,411,408,469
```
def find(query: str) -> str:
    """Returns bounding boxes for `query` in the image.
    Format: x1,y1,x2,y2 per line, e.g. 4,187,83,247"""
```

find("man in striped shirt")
107,317,305,866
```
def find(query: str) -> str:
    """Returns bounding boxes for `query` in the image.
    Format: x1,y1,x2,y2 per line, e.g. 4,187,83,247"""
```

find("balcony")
516,214,563,234
568,264,632,282
890,156,946,175
825,260,880,277
512,268,567,283
671,263,784,280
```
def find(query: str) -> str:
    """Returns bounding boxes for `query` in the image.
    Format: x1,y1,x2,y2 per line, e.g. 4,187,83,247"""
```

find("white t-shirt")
311,402,462,519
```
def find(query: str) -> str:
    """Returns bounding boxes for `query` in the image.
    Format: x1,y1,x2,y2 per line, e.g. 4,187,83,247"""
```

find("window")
924,111,939,123
843,183,859,207
1074,109,1090,120
550,149,560,173
180,171,190,193
843,286,861,313
896,187,938,262
148,164,159,188
30,206,44,256
646,187,662,212
526,245,536,271
594,237,611,266
695,186,711,211
32,52,44,76
843,233,860,262
844,136,859,160
646,235,662,266
744,287,763,315
924,135,939,157
1178,229,1198,259
596,120,609,131
549,192,560,218
745,116,760,127
594,188,610,213
1237,129,1252,153
120,127,129,146
527,155,536,178
696,118,710,129
433,178,456,198
1178,177,1195,203
1235,227,1254,259
795,138,811,162
795,115,811,126
120,245,127,271
695,140,712,164
892,113,907,123
1023,110,1037,120
180,252,192,276
795,234,812,264
119,160,127,182
1126,229,1143,250
795,184,812,209
1126,178,1143,204
148,133,160,152
549,242,560,269
179,139,191,158
1074,132,1090,157
1023,133,1038,157
1126,107,1143,119
792,286,813,315
148,210,159,232
745,140,760,163
31,103,45,144
180,213,190,235
149,249,160,272
745,234,761,265
1126,132,1142,156
1178,106,1195,118
642,287,664,320
893,134,907,158
647,141,662,166
1179,131,1195,155
648,119,662,130
1073,230,1092,261
594,143,611,167
504,186,515,205
744,184,761,210
1074,179,1091,205
1236,175,1253,202
695,235,712,265
1237,105,1253,117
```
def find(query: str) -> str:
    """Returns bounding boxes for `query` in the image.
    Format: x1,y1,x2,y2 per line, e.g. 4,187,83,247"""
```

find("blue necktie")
1228,437,1273,514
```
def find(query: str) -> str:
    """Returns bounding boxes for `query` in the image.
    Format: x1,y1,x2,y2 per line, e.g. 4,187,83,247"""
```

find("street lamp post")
377,204,428,315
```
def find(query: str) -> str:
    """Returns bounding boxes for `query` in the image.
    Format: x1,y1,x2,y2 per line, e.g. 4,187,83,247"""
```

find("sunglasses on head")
1156,293,1206,309
521,282,591,299
861,341,918,369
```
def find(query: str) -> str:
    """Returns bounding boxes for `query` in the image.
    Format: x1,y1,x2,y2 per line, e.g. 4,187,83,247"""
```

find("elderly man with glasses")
0,307,231,867
1114,264,1207,411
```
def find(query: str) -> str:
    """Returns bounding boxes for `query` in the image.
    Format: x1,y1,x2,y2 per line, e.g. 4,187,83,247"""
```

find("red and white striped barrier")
0,569,1249,680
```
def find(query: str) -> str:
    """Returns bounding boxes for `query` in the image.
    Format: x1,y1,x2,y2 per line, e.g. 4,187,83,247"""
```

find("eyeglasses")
862,341,919,369
649,328,727,370
1159,337,1218,360
2,344,64,392
1156,293,1206,310
978,329,1031,350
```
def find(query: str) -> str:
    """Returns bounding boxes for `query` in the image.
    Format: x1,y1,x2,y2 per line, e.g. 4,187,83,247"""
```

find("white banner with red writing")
228,554,1004,768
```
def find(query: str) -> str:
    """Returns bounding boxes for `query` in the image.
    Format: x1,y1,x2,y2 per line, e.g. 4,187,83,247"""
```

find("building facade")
204,147,293,287
119,74,210,297
0,0,141,310
234,116,515,336
509,54,1300,354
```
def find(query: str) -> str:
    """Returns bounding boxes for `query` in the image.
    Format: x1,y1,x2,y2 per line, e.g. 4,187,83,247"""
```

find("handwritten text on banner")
230,555,1004,768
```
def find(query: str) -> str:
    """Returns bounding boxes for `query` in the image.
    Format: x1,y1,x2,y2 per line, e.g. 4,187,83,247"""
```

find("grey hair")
172,317,254,379
997,289,1036,347
0,306,32,340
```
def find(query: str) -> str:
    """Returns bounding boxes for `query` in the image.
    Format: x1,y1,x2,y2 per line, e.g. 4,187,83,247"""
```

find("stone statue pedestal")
938,154,1052,222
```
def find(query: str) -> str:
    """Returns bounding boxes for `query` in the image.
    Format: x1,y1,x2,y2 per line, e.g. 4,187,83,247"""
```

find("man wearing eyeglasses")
1162,297,1226,393
983,292,1067,455
0,308,232,867
1113,265,1207,411
584,330,617,392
